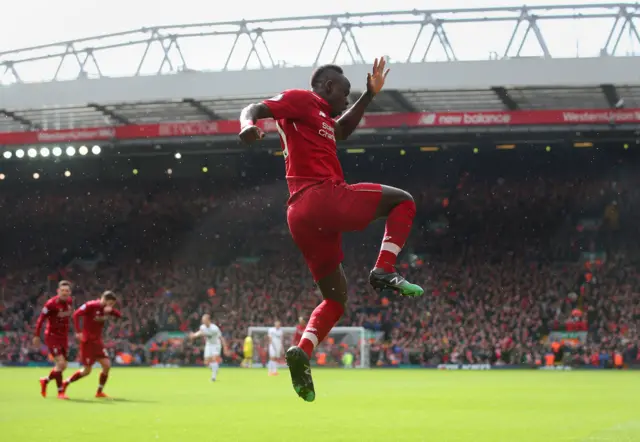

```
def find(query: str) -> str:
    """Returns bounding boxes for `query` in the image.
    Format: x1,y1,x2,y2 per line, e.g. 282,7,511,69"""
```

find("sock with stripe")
66,370,85,384
97,371,109,393
298,299,344,359
375,200,416,273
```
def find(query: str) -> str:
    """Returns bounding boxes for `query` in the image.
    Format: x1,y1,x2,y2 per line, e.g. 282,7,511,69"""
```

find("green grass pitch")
1,368,639,442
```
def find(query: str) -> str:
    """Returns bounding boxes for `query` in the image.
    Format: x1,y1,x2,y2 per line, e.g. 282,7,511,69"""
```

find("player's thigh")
204,345,220,359
268,344,280,358
290,181,382,232
287,218,342,282
46,339,68,360
48,345,64,360
338,182,383,230
54,353,68,367
79,343,92,366
309,182,382,231
98,357,111,370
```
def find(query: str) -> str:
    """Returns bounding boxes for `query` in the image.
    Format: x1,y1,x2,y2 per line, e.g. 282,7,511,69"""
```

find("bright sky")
1,0,638,82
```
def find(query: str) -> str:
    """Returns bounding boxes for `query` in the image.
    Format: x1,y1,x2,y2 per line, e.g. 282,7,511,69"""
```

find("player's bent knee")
396,189,414,205
377,186,414,218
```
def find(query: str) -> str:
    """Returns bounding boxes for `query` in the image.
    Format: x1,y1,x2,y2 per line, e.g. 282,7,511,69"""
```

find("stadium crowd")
0,150,638,368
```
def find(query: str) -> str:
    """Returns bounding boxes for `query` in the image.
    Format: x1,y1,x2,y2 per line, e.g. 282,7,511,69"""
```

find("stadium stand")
0,148,638,369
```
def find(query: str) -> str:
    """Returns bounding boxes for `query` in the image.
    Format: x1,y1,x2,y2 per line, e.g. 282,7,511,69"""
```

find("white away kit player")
190,314,226,381
267,320,284,376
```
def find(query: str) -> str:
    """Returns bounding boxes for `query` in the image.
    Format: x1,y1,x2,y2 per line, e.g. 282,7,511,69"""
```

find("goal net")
247,326,370,369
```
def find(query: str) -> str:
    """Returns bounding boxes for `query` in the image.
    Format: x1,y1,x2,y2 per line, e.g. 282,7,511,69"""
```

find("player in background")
292,316,306,347
190,314,227,381
267,320,284,376
33,280,73,399
62,291,121,398
242,334,253,368
239,58,423,401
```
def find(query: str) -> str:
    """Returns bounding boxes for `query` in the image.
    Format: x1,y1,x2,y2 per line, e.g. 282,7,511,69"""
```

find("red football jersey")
35,295,73,341
262,89,344,197
73,299,122,343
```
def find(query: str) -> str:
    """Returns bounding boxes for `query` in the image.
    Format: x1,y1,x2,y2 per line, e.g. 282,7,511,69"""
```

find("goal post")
247,326,370,369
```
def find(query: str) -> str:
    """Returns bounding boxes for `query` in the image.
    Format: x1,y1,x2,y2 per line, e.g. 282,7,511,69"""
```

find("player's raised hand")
239,125,265,144
366,57,390,96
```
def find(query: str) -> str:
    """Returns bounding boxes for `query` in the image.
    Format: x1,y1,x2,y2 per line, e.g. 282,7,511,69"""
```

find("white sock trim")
381,242,402,255
301,331,319,348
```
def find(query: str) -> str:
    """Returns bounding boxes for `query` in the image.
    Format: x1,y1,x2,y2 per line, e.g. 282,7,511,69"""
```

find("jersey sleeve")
262,90,311,120
73,303,88,332
110,309,122,319
34,301,54,336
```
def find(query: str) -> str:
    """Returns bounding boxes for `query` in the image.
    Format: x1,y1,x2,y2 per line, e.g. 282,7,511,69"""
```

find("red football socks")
298,299,345,358
67,370,84,384
97,372,109,393
48,369,63,389
375,200,416,273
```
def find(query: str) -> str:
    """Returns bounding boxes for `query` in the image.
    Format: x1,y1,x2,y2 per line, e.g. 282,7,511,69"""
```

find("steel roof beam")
491,87,520,111
1,4,639,84
602,4,640,55
88,103,131,124
183,99,221,120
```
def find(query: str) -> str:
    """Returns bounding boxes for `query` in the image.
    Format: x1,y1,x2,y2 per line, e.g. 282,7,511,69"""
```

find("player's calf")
96,359,111,396
62,365,91,395
370,187,423,297
206,356,220,381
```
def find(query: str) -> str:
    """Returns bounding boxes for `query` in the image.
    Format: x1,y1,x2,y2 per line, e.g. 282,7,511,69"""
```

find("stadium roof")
0,5,640,136
1,56,640,133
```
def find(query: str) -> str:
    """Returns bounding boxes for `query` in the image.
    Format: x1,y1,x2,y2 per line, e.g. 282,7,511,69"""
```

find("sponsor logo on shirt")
318,121,336,142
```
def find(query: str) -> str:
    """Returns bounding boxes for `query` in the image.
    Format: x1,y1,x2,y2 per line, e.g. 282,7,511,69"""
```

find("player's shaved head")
310,64,351,117
310,64,344,89
202,314,211,322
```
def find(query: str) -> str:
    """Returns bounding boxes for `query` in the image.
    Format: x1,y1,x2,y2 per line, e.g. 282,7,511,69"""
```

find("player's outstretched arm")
335,57,389,141
239,103,273,144
190,330,203,339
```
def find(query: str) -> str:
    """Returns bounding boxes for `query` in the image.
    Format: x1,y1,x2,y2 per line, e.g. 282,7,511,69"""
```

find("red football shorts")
45,337,68,360
79,341,108,366
287,180,382,282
